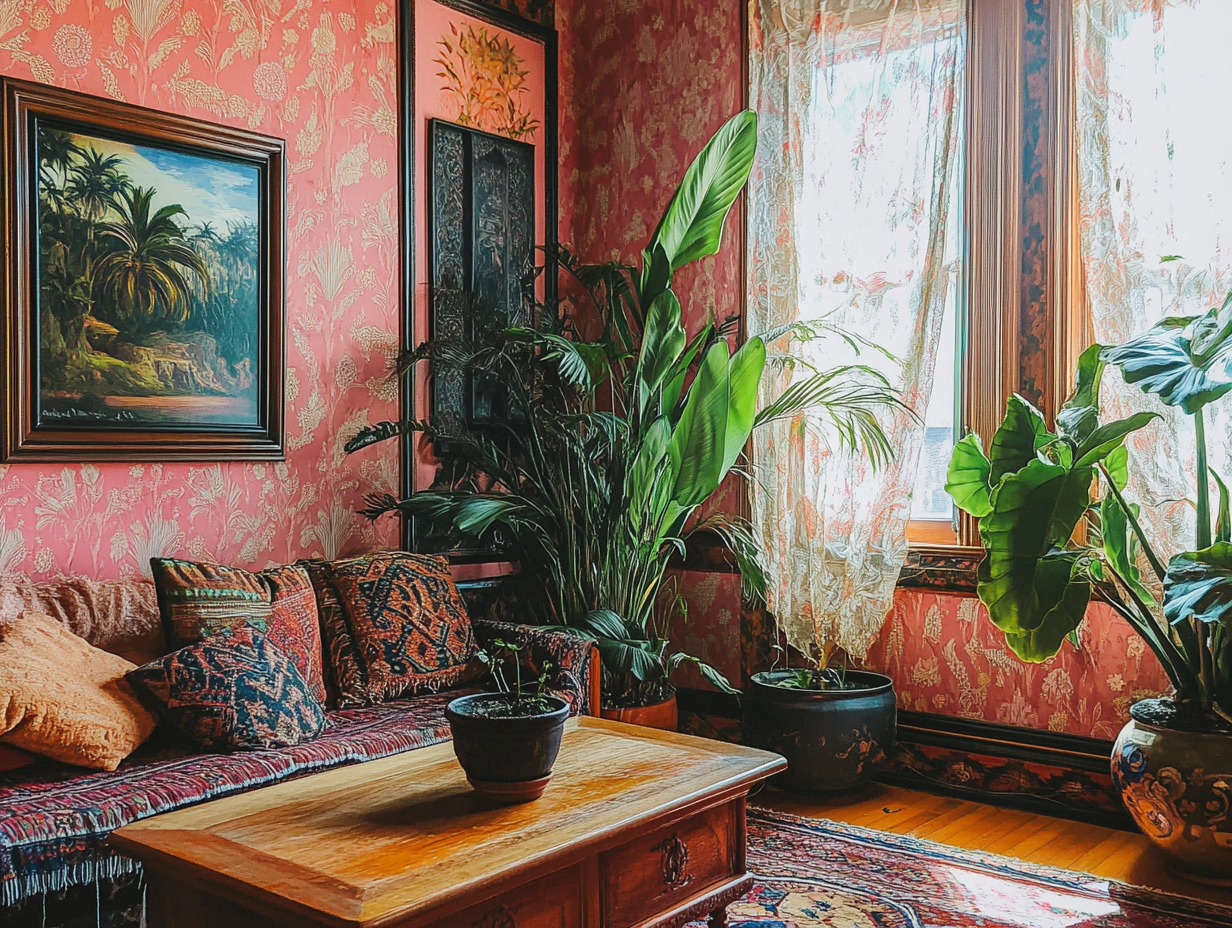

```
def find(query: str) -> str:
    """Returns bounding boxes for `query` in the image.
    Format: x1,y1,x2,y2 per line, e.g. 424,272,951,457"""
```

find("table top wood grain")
111,717,786,928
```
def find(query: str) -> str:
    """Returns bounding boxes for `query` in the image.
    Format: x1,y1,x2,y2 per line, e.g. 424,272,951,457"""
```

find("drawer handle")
473,904,516,928
655,832,692,887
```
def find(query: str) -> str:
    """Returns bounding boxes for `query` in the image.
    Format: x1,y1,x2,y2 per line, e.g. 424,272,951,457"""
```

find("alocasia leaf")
1074,412,1160,468
977,457,1093,639
1163,542,1232,627
1102,296,1232,415
989,395,1053,484
945,432,993,518
1056,343,1107,445
1000,549,1092,662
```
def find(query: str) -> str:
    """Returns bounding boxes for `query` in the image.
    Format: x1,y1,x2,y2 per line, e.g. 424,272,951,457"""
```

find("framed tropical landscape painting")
1,78,285,462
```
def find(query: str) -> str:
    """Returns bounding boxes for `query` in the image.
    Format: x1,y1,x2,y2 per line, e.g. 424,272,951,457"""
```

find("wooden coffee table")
111,717,786,928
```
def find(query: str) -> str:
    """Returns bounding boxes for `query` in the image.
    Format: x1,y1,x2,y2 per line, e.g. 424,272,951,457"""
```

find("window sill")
898,544,981,594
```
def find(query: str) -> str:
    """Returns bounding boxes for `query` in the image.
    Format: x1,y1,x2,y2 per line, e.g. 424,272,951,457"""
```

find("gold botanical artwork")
434,23,539,142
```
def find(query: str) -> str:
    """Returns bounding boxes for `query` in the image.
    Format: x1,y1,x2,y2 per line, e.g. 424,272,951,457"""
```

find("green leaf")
1101,494,1157,608
627,418,673,526
1105,444,1129,491
989,395,1053,484
669,341,731,507
578,609,632,641
720,336,766,477
1164,543,1232,627
1102,297,1232,415
638,244,673,313
643,110,757,276
945,432,993,518
666,652,740,694
635,291,687,418
595,637,664,681
999,550,1092,662
1214,468,1231,545
1056,344,1106,445
345,419,427,454
1074,412,1160,467
977,457,1093,640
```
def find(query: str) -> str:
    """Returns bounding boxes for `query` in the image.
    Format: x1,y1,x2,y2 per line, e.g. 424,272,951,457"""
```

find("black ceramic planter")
742,670,896,793
446,693,570,803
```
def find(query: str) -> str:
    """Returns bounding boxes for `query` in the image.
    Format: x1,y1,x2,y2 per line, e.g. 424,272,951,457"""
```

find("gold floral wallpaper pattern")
0,0,402,579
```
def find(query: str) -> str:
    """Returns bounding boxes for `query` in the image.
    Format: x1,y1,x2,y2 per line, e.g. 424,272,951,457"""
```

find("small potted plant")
945,298,1232,883
446,640,570,804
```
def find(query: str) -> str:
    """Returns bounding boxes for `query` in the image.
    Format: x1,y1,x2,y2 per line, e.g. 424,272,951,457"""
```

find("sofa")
0,572,597,928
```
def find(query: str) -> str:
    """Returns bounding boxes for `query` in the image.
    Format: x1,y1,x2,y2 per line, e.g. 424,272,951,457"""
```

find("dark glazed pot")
446,694,570,803
1112,698,1232,886
742,670,896,793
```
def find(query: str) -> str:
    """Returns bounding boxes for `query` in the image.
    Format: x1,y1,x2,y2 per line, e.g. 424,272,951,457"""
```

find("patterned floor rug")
741,809,1232,928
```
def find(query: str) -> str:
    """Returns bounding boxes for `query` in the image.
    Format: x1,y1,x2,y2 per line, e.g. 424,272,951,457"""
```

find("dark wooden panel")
599,802,737,927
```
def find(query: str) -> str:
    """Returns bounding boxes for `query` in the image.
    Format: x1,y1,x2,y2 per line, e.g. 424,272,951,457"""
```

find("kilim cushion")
300,553,477,707
127,627,325,752
0,612,157,771
150,559,327,705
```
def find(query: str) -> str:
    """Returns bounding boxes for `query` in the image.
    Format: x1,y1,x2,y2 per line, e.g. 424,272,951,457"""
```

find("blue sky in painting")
67,132,260,229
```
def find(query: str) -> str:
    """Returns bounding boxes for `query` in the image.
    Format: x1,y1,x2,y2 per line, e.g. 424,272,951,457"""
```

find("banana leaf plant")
346,111,907,709
946,294,1232,723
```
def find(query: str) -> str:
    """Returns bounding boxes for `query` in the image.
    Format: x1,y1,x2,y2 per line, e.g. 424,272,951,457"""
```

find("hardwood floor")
757,781,1232,908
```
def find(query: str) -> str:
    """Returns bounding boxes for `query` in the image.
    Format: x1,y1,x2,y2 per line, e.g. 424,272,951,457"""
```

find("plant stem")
1098,463,1168,582
1195,408,1215,711
1197,408,1212,550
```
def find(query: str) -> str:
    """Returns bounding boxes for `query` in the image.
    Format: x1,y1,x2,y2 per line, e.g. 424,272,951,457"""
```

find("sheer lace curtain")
748,0,965,661
1076,0,1232,561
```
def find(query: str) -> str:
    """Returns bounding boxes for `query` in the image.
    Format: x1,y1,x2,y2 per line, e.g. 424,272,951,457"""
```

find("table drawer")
428,866,585,928
600,802,738,926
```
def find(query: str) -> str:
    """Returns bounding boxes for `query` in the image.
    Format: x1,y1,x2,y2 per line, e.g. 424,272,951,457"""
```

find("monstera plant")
347,111,906,717
946,293,1232,876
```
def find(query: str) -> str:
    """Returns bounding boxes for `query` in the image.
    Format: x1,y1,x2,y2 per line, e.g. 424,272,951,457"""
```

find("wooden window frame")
906,0,1084,554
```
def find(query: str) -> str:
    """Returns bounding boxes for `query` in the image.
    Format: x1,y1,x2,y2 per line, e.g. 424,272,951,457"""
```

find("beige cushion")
0,612,158,770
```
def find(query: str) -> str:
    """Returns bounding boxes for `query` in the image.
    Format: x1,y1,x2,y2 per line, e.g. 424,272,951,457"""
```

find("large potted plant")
346,111,906,727
945,298,1232,884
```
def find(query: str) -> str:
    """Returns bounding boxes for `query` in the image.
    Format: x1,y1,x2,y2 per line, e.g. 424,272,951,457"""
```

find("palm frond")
688,512,767,606
754,365,915,471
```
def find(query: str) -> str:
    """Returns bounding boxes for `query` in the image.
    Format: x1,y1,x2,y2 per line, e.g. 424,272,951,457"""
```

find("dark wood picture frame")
398,0,559,551
1,78,286,462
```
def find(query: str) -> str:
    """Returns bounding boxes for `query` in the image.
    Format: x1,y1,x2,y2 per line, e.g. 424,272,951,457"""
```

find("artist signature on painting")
42,407,139,423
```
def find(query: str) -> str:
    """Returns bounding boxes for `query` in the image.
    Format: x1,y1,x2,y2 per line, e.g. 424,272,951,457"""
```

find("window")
1075,0,1232,559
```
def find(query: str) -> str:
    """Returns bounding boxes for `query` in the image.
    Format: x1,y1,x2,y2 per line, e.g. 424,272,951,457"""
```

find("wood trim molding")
962,0,1022,546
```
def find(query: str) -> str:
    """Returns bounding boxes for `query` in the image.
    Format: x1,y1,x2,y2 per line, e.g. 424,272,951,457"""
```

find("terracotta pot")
600,693,678,731
1112,698,1232,886
742,670,896,793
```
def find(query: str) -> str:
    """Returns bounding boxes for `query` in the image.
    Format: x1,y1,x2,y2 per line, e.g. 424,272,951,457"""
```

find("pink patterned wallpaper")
556,0,1169,737
557,0,745,331
0,1,401,580
866,593,1169,739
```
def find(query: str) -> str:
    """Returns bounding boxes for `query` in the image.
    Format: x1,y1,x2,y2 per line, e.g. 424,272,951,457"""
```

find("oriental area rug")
736,809,1232,928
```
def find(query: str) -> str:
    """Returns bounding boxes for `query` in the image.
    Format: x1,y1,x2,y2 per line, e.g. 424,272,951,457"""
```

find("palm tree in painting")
68,148,131,235
94,186,209,333
39,129,80,197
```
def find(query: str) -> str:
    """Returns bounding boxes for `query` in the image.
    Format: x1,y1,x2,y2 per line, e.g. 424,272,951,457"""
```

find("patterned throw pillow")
300,553,477,707
150,559,327,705
127,627,325,752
